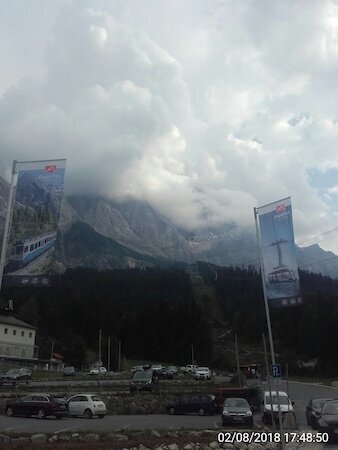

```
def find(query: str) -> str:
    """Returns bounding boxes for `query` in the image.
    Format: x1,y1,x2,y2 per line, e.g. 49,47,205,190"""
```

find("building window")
21,331,24,337
13,329,16,336
4,328,8,334
29,332,32,338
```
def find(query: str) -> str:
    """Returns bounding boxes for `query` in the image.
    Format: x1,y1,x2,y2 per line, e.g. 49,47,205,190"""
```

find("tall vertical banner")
256,197,302,308
2,159,66,287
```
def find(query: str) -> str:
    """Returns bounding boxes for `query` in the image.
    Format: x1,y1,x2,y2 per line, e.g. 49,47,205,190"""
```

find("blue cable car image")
5,233,56,272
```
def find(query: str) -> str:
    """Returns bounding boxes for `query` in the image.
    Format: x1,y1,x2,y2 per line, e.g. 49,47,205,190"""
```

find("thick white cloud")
1,0,338,250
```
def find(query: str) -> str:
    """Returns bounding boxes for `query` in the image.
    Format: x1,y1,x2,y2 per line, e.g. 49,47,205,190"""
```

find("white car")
184,364,198,374
151,364,163,371
89,366,107,375
194,367,211,380
68,394,106,418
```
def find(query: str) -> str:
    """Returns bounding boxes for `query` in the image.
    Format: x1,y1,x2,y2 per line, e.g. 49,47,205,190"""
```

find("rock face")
66,196,192,262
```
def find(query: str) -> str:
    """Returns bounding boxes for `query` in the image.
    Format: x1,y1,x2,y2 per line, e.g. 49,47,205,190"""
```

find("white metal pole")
235,334,241,387
107,336,111,373
0,161,18,291
263,333,276,430
254,207,285,448
98,329,102,388
118,340,121,372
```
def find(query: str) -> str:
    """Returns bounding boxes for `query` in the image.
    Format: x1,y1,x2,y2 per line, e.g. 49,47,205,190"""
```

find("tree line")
1,265,338,375
214,266,338,376
1,268,213,369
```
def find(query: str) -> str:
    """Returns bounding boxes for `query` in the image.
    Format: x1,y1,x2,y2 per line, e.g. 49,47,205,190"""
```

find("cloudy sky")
1,0,338,252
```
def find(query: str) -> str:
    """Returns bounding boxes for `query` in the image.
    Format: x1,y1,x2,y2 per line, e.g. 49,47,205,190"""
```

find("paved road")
0,413,222,435
282,380,338,428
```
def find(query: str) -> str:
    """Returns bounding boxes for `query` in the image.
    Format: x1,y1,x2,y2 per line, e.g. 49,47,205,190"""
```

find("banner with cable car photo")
256,197,302,308
2,159,66,287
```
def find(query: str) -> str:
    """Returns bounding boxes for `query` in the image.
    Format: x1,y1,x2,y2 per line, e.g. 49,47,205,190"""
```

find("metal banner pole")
263,333,276,430
254,207,285,448
0,161,18,292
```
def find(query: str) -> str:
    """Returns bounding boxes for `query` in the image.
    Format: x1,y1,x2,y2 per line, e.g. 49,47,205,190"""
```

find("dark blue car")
166,394,218,416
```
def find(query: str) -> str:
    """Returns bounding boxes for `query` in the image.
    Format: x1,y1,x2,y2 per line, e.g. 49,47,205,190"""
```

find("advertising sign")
2,159,66,287
256,197,302,308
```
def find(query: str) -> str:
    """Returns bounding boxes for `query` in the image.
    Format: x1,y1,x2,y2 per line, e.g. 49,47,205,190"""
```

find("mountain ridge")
0,175,338,278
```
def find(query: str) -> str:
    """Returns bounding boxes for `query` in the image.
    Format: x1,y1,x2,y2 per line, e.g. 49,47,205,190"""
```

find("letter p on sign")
271,364,282,378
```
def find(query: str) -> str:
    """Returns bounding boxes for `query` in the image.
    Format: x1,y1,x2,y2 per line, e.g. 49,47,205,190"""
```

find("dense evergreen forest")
1,265,338,375
214,266,338,376
0,268,213,369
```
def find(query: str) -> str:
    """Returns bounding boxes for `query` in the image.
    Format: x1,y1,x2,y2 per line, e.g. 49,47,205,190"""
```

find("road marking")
0,426,25,432
287,380,338,390
55,426,79,434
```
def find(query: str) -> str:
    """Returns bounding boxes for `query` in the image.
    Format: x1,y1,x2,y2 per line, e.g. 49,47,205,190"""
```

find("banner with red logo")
256,197,302,308
2,159,66,287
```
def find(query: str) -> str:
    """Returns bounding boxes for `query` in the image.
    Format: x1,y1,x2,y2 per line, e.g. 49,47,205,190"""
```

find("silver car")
67,394,107,418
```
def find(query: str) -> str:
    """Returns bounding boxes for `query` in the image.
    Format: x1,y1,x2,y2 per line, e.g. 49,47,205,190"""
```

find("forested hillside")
1,265,338,375
0,268,213,369
214,266,338,375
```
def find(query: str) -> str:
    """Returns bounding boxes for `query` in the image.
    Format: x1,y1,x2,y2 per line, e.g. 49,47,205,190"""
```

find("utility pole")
98,329,102,388
50,340,54,371
235,334,241,387
191,344,194,366
118,340,121,372
107,336,111,373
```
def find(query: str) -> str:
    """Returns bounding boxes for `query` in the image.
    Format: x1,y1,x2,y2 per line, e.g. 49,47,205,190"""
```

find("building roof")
0,315,36,330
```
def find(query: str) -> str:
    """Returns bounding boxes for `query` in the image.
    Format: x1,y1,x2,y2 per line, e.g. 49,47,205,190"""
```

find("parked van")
261,390,294,423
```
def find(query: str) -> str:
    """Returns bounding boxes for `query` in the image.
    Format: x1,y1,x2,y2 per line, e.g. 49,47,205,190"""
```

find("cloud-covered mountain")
1,175,338,278
2,1,338,251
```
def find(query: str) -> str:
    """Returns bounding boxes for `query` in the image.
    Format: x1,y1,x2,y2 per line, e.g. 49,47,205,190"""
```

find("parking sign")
271,364,282,378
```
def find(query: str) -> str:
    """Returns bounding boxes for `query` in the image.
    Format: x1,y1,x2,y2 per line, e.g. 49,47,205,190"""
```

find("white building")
0,315,38,362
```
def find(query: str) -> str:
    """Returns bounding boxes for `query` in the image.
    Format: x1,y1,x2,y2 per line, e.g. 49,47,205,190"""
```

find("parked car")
260,391,294,424
151,364,163,374
68,393,106,418
317,399,338,441
194,367,211,380
222,397,253,427
166,394,218,416
63,366,75,377
306,398,331,429
183,364,198,374
166,366,178,375
214,386,261,413
131,365,144,376
89,366,107,375
158,368,174,380
130,369,158,393
0,368,31,385
5,394,68,419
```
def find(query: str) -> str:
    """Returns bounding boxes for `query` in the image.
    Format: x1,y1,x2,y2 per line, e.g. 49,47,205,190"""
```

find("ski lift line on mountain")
295,226,338,247
298,254,338,270
216,251,338,277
